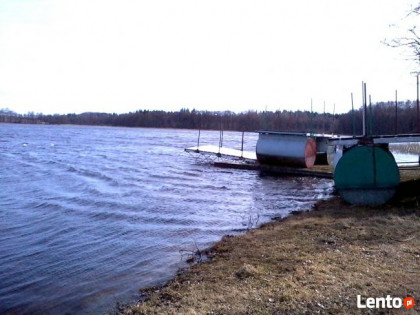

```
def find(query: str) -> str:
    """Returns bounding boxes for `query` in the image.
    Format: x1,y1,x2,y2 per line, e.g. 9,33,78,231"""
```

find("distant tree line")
0,100,419,135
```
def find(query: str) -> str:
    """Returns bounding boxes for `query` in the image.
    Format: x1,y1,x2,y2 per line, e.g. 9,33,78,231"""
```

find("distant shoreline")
2,101,420,135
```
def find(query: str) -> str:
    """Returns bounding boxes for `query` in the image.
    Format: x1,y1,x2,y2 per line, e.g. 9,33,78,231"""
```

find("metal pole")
351,93,355,137
362,82,367,137
220,115,224,149
310,98,313,135
395,90,398,135
369,95,373,136
241,131,244,158
417,74,419,133
218,115,223,155
197,129,201,149
410,72,420,133
323,100,326,134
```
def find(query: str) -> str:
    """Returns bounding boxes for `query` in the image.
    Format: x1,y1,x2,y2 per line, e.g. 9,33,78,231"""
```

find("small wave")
0,125,334,315
80,169,119,184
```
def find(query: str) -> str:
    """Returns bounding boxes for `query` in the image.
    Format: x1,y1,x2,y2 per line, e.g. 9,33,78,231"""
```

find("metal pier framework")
185,131,420,206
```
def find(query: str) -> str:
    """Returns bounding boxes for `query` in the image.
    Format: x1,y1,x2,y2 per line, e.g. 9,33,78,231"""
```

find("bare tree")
386,3,420,66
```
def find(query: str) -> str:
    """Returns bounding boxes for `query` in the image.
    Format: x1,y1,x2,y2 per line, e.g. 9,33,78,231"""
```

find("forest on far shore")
0,100,419,136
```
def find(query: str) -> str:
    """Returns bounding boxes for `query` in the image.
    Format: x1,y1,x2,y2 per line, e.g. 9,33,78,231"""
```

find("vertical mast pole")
417,74,419,132
351,93,355,137
395,90,398,135
362,82,367,137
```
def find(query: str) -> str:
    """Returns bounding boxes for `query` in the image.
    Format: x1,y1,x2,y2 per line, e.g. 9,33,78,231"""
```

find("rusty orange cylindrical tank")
256,132,317,168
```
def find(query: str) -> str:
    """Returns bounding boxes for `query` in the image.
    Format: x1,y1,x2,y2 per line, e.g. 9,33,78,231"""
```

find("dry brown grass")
400,168,420,182
123,181,420,314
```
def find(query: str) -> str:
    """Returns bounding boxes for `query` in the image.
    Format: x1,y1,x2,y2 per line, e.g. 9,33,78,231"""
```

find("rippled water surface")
0,124,334,314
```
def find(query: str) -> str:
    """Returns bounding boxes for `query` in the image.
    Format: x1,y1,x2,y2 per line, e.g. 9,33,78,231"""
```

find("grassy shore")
123,178,420,314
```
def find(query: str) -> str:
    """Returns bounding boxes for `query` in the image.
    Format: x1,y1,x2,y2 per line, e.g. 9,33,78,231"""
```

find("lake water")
0,124,336,314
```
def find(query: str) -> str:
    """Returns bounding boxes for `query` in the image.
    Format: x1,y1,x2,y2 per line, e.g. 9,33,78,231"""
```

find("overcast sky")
0,0,419,115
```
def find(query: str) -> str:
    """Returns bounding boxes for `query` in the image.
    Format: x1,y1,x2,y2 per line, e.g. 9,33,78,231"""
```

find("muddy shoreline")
122,179,420,314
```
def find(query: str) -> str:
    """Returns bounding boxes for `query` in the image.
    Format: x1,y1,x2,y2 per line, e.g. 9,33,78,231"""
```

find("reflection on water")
1,124,335,314
390,142,420,155
390,142,420,166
